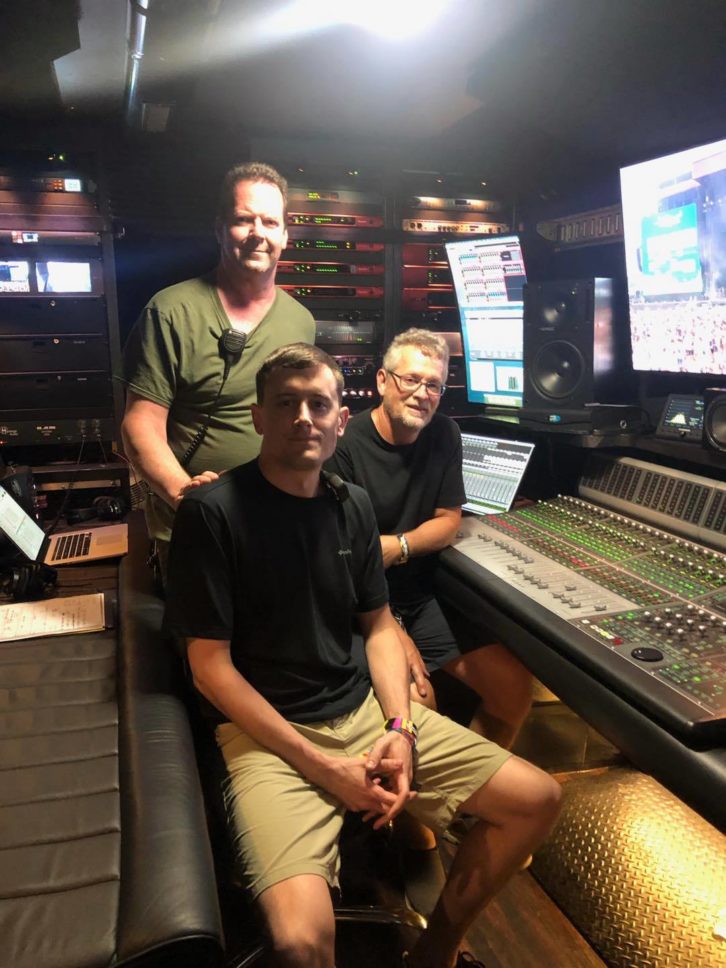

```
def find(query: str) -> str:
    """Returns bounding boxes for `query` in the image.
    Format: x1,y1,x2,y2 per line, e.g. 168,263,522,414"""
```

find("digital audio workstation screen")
460,433,535,515
446,236,527,407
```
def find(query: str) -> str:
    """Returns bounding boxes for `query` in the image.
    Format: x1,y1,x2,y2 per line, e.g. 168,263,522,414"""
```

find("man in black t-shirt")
328,328,533,750
164,343,560,968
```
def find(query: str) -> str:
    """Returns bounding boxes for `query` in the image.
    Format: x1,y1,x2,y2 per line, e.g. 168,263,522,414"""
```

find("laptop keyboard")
50,531,92,562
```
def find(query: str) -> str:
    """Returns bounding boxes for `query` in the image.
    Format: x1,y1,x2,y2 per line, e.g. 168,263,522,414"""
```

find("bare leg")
406,757,561,968
257,873,336,967
398,684,443,914
443,644,533,749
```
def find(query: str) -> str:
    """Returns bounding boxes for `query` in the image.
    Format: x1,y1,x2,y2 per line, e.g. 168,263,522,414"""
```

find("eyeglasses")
386,370,447,397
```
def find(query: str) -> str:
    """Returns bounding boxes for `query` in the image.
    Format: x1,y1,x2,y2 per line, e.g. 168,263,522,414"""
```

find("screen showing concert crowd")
620,136,726,376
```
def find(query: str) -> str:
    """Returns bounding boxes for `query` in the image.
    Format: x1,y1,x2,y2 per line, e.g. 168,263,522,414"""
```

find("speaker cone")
540,291,575,329
532,340,585,399
704,397,726,451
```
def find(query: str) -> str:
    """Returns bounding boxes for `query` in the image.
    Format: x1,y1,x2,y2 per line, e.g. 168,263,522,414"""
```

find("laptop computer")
0,486,128,566
460,432,535,516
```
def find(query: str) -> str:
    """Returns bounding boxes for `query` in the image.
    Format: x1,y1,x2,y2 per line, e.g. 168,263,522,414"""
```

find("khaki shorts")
216,690,510,899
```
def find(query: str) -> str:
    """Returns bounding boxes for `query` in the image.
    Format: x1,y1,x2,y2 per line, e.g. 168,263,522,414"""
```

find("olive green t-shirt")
120,275,315,540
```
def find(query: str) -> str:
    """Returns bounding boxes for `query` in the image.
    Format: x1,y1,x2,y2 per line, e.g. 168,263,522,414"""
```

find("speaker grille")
532,340,585,399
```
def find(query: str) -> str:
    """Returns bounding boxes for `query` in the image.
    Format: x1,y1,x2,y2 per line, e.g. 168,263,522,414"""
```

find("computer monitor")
620,136,726,376
445,235,527,407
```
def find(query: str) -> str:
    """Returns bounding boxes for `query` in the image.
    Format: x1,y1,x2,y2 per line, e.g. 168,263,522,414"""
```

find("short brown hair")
217,161,288,222
382,328,450,373
256,343,344,403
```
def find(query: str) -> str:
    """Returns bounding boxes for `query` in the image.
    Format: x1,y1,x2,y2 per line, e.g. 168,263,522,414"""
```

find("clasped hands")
323,730,415,830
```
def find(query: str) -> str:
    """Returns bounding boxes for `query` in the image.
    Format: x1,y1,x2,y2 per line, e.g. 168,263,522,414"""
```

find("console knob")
631,646,663,662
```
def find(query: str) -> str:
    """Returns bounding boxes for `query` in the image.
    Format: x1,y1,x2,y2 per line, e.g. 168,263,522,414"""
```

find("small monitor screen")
656,394,705,439
35,261,93,293
0,260,31,293
446,235,527,407
620,137,726,375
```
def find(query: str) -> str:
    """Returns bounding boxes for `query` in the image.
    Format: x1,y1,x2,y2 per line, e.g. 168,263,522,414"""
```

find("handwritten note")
0,593,106,643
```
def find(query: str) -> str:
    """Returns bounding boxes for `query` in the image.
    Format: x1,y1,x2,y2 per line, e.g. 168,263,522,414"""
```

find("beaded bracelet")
384,716,418,749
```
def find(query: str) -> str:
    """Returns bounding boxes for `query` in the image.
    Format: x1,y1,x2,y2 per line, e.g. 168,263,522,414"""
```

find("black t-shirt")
163,460,388,723
327,409,466,605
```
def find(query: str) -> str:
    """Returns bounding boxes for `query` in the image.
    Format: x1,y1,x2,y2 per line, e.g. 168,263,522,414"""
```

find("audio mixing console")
450,492,726,743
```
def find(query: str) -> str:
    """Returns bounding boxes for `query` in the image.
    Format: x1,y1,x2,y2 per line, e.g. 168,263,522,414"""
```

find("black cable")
179,330,247,470
45,437,86,537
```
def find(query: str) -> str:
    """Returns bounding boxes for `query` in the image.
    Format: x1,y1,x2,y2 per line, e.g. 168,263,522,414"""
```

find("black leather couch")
0,517,224,968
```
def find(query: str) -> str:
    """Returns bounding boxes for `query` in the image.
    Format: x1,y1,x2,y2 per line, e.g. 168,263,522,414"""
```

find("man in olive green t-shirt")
120,162,315,574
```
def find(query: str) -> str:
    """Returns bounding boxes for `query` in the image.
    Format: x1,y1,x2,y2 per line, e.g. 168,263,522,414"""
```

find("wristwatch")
396,533,410,564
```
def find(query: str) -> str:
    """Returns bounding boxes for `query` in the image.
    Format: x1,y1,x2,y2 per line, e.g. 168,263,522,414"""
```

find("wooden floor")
437,842,606,968
329,837,606,968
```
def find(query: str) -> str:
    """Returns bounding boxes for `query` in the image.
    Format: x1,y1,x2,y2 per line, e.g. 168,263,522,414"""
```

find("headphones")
1,561,57,601
66,495,126,525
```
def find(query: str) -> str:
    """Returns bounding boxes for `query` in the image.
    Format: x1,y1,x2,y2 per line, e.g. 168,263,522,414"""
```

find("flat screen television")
445,235,527,407
620,137,726,375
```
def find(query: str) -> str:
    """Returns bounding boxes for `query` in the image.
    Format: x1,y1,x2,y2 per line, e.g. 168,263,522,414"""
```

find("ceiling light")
268,0,450,42
344,0,450,40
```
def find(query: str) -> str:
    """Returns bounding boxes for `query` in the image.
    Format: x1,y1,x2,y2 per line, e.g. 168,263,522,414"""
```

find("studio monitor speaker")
703,387,726,453
523,278,617,411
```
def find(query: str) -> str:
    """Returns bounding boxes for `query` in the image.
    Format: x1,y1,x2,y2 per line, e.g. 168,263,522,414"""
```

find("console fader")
451,456,726,744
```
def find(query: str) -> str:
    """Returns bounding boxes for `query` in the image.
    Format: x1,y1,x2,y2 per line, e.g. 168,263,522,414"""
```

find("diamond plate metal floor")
531,767,726,968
